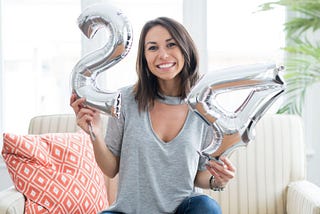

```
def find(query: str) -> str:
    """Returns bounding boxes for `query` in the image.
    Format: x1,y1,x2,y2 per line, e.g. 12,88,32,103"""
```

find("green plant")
259,0,320,115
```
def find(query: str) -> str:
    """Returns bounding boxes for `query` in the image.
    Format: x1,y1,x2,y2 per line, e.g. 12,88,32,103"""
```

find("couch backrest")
28,114,80,134
28,113,306,214
204,114,306,214
28,113,109,135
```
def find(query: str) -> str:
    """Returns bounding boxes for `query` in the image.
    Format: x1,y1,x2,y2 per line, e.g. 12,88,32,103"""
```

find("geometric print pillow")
2,132,109,214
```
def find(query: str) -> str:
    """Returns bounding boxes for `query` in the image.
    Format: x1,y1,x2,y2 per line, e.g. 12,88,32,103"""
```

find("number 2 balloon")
71,3,133,118
186,63,286,161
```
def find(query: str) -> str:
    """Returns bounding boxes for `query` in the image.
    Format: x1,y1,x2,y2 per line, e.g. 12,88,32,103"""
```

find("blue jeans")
175,195,222,214
99,195,221,214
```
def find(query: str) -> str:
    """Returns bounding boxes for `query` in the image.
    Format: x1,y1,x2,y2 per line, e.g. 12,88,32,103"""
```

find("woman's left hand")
206,156,236,188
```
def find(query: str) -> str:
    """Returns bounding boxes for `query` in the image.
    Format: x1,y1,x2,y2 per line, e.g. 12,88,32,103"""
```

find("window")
207,0,285,70
2,0,81,134
206,0,285,112
1,0,182,134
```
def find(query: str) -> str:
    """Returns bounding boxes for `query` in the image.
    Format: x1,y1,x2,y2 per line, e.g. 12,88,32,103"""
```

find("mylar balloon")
186,63,285,161
71,3,133,118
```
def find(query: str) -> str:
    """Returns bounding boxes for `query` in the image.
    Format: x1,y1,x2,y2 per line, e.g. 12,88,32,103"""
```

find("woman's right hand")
69,93,102,137
70,93,120,177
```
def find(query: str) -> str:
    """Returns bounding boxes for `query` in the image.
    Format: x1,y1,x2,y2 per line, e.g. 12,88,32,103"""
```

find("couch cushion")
2,132,108,213
0,186,25,214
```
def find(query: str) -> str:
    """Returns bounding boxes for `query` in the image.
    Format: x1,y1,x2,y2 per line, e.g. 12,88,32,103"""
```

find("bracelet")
209,175,225,191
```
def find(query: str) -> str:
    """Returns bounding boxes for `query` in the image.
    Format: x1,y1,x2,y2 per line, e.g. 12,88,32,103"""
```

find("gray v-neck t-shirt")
104,85,214,214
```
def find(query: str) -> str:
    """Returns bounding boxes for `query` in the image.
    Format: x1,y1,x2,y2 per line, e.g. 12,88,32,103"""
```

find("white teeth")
158,63,174,68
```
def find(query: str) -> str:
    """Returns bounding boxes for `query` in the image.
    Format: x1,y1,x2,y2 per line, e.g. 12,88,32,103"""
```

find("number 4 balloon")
186,63,286,161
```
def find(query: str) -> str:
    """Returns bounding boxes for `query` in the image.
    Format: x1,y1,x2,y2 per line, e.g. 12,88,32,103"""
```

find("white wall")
304,83,320,186
183,0,207,75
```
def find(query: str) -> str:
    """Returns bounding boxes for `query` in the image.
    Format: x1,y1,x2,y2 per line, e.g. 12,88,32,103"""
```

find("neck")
158,78,181,96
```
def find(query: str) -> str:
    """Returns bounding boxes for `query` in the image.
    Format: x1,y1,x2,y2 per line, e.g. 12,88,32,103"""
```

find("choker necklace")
157,94,185,105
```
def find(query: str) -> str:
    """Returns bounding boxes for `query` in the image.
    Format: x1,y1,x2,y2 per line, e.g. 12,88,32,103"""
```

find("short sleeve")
105,111,125,157
198,124,215,171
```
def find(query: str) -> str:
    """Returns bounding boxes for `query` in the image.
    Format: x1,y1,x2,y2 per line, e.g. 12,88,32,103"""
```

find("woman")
70,17,236,214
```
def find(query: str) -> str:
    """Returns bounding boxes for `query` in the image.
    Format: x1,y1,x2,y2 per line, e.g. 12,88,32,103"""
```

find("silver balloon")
71,3,133,118
186,63,285,161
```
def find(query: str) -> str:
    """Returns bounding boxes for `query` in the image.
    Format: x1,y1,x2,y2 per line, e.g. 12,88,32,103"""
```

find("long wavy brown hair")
134,17,200,111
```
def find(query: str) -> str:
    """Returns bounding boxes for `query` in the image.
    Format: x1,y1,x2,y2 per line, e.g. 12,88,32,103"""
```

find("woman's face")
144,25,185,82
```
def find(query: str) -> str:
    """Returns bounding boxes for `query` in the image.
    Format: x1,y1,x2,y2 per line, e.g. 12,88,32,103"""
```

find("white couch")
1,114,320,214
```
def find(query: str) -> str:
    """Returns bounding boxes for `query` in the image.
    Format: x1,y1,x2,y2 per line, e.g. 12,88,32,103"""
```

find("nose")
158,47,169,59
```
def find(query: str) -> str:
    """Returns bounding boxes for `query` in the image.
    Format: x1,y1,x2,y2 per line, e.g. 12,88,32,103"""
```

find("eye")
167,42,177,48
147,45,158,51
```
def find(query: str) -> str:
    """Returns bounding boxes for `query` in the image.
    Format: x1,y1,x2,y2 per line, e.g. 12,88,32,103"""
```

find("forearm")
92,134,119,178
195,170,212,189
70,95,120,177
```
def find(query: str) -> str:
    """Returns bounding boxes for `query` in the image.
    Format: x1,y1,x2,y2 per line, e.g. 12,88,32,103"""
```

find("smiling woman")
0,0,285,191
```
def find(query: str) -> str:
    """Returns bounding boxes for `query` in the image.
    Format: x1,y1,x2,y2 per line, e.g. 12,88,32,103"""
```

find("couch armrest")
287,180,320,214
0,186,25,214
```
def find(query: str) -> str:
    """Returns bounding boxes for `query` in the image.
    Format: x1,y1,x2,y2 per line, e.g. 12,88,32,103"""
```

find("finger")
220,156,236,172
206,166,227,187
206,164,226,180
206,165,220,179
71,97,86,114
76,113,94,132
207,159,235,179
207,159,227,171
77,108,95,121
69,93,77,106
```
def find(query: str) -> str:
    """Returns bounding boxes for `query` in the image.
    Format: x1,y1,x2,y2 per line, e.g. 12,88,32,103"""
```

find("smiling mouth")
157,62,175,69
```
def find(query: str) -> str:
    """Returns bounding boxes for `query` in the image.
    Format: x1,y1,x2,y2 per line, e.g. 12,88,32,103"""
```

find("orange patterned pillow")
2,132,109,214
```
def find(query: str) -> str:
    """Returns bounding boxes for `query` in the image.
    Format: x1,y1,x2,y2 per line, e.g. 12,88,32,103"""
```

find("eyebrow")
145,38,174,46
